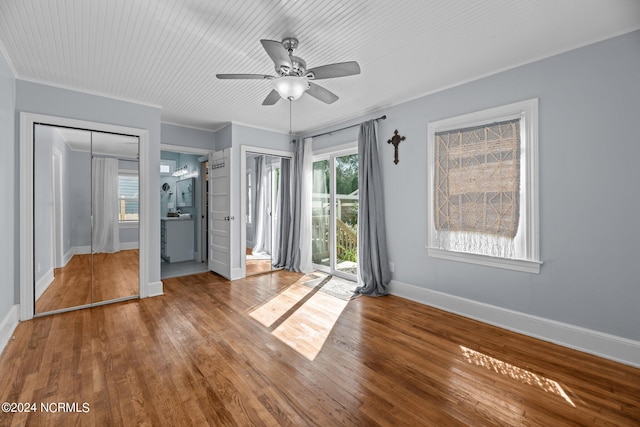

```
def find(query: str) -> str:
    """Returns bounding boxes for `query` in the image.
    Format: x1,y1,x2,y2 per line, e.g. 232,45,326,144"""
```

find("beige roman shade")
434,119,521,238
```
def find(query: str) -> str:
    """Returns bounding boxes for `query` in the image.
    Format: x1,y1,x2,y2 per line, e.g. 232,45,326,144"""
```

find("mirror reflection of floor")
36,249,139,314
246,259,273,276
246,247,273,276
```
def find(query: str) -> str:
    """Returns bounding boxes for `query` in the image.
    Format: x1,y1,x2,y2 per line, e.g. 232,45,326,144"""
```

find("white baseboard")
143,281,164,298
0,305,19,356
59,245,139,268
389,280,640,368
35,269,54,300
62,248,74,267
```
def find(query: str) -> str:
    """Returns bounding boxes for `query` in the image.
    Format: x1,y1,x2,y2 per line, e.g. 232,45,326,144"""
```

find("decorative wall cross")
387,130,406,165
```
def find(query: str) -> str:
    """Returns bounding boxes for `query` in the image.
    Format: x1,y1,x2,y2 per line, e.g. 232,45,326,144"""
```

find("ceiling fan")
216,38,360,105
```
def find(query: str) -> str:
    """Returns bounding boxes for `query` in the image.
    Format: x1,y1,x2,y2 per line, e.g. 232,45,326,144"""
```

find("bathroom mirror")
176,178,194,208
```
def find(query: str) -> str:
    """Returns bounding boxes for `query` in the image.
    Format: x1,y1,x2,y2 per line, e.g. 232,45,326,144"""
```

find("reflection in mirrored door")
245,153,291,276
246,153,275,275
91,132,140,305
34,125,140,315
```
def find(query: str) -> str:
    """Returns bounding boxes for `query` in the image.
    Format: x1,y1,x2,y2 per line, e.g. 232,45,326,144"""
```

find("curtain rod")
293,115,387,142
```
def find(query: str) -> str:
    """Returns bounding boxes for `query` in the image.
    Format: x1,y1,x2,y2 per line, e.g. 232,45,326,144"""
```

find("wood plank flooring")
3,270,639,426
36,250,139,314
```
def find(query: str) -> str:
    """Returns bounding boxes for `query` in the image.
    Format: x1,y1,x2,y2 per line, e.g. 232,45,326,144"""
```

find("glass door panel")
312,151,358,280
334,154,358,277
312,159,330,269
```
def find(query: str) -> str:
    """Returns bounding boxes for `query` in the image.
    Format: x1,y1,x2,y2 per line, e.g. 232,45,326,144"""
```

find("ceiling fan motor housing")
279,56,306,76
276,38,307,76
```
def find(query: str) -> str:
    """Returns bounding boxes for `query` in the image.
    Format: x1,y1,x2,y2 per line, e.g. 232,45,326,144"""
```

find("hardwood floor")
36,249,139,314
3,270,639,426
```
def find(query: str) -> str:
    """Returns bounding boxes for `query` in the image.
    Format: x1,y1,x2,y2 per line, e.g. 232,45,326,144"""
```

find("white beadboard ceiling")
1,0,639,134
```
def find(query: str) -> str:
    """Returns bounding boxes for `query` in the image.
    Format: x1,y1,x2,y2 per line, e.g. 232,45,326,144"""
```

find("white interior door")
208,148,232,279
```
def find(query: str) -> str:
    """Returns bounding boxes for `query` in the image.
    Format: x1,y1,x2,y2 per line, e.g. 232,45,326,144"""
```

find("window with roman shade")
427,99,541,273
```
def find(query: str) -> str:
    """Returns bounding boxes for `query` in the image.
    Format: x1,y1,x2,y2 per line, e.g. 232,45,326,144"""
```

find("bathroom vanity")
161,216,194,263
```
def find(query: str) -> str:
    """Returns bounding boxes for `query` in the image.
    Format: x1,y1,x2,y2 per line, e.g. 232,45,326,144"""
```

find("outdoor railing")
311,215,357,262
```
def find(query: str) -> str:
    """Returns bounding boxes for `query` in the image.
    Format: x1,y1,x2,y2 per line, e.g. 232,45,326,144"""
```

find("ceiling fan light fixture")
272,76,309,100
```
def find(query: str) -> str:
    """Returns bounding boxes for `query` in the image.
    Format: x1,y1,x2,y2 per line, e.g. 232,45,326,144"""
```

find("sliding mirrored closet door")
34,125,140,315
245,153,291,276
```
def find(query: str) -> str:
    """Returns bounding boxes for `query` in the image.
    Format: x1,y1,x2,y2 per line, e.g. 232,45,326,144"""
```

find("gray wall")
161,122,215,150
0,49,15,320
16,80,162,302
67,150,91,248
303,30,640,342
215,123,232,150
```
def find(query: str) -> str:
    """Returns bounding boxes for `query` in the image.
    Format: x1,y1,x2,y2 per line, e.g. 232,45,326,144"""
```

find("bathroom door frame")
19,112,150,321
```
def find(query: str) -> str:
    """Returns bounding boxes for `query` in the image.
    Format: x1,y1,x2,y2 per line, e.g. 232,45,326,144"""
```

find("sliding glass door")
312,149,358,280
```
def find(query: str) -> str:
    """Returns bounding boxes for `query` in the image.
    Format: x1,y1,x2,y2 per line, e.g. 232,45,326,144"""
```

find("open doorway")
160,146,211,279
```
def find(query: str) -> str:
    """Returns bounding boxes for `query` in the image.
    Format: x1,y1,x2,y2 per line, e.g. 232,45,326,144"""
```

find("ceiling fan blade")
216,73,273,79
306,61,360,80
260,39,293,70
262,89,281,106
306,82,339,104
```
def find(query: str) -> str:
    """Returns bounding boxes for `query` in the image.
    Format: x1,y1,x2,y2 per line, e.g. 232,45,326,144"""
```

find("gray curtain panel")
285,138,309,272
355,120,391,296
273,158,291,268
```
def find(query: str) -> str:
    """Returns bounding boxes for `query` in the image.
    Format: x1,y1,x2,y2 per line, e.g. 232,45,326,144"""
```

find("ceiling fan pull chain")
289,99,292,136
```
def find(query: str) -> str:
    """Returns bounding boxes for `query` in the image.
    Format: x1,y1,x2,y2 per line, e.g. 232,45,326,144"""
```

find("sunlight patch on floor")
248,282,314,327
271,292,349,361
460,346,576,407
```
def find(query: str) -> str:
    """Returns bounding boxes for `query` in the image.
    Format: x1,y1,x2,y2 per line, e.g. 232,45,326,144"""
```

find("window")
118,173,139,222
427,99,540,273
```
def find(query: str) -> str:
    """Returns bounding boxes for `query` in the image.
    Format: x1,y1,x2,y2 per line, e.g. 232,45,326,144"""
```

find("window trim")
118,170,139,225
426,99,541,273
